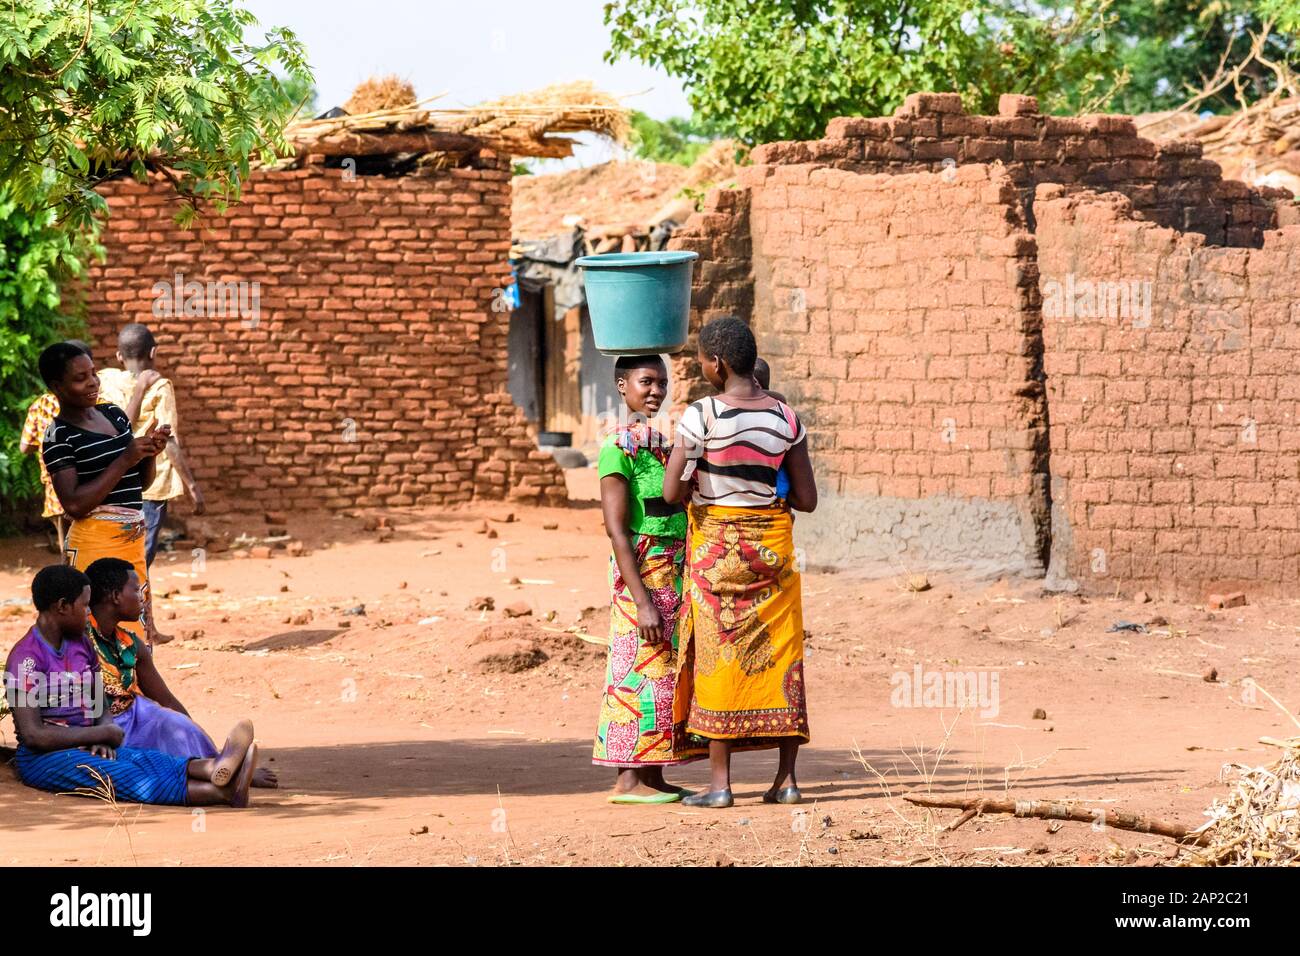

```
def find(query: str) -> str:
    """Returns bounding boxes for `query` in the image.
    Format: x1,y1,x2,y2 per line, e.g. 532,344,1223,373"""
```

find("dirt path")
3,471,1297,866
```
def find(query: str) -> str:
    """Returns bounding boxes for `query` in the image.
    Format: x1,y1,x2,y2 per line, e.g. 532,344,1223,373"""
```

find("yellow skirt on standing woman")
65,506,150,642
673,503,809,750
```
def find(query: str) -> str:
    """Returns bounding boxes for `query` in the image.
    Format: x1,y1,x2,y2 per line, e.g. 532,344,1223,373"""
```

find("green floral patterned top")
597,426,687,539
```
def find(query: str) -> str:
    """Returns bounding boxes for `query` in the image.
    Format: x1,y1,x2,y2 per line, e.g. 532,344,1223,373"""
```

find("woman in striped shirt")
663,317,818,808
38,342,169,646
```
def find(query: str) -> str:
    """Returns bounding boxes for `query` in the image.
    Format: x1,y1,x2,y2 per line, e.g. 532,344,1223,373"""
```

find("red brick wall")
1037,185,1300,597
84,155,566,516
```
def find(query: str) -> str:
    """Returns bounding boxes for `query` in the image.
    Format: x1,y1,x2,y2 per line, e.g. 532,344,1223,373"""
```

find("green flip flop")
607,790,684,805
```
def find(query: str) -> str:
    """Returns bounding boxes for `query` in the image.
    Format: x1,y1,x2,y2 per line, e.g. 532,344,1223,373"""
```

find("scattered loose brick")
1206,592,1247,610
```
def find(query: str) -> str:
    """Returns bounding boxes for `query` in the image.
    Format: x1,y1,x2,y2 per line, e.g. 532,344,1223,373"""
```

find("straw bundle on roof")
1184,738,1300,866
284,80,629,162
344,75,418,115
472,80,630,145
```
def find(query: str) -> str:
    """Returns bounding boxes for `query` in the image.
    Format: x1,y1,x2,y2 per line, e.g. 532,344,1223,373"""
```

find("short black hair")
698,316,757,377
85,557,136,606
67,340,94,359
614,354,666,381
117,323,157,360
753,356,771,390
38,342,91,388
32,565,90,612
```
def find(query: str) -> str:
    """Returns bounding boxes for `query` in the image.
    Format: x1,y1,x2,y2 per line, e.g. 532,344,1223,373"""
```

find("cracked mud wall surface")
795,492,1044,577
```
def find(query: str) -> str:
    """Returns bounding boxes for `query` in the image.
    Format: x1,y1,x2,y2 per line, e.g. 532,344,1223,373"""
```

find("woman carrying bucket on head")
592,354,705,802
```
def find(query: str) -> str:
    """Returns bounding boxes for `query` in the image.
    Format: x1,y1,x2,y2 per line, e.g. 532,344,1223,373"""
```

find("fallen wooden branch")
905,794,1209,846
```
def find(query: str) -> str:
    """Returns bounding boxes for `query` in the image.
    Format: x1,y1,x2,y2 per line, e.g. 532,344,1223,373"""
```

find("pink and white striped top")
675,395,806,508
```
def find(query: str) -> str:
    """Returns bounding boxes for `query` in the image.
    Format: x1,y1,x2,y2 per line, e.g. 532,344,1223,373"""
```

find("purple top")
4,625,101,727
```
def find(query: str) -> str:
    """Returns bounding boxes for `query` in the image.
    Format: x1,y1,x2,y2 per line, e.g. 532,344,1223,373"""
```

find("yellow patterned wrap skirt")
673,504,809,750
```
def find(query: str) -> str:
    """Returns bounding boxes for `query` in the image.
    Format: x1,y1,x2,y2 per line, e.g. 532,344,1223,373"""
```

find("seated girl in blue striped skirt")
4,565,259,807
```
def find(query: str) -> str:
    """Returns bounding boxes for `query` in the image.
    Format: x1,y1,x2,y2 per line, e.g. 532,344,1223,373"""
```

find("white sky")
245,0,693,168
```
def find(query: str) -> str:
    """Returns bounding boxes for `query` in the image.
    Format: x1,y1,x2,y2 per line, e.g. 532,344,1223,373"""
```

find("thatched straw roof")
285,80,629,164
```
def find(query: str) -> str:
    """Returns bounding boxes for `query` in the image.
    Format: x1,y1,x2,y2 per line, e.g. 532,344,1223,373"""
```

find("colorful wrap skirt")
593,533,706,767
65,506,149,641
673,504,810,750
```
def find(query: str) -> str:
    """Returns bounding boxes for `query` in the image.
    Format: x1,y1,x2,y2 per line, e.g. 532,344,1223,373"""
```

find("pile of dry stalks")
1183,737,1300,866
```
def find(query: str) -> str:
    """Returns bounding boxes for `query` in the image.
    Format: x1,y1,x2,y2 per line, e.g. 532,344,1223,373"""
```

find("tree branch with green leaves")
604,0,1123,144
0,0,314,231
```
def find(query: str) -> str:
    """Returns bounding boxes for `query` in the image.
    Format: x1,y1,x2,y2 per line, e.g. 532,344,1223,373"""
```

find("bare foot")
147,629,174,646
641,768,685,794
212,720,254,786
229,743,258,809
252,767,279,789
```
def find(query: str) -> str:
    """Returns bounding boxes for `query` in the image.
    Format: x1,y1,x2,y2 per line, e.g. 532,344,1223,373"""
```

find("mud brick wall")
665,186,753,410
752,92,1281,247
743,162,1048,573
1036,185,1300,598
669,91,1293,585
84,155,567,516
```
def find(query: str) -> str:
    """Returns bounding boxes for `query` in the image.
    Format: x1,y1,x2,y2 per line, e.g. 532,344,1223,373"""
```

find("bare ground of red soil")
2,470,1297,867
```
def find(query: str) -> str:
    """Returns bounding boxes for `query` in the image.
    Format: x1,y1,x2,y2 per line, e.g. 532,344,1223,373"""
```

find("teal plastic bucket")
576,251,698,355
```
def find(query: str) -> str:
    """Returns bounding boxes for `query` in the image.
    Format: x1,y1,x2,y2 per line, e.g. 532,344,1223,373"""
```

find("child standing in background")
593,354,702,802
97,323,206,568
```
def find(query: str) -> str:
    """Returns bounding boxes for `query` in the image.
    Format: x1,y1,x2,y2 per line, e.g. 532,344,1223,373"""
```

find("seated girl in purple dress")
81,558,278,788
5,565,259,807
